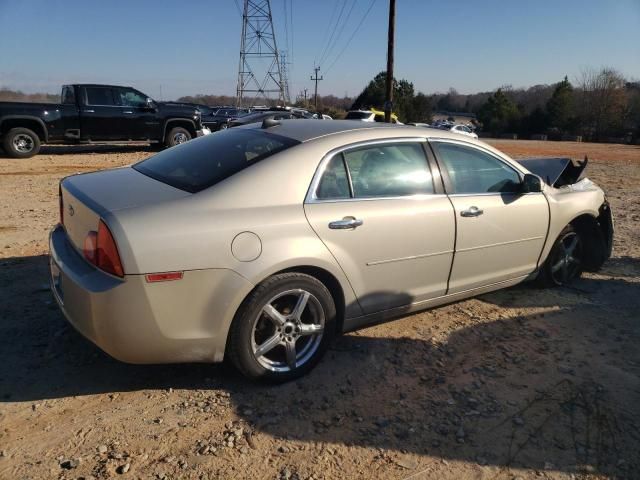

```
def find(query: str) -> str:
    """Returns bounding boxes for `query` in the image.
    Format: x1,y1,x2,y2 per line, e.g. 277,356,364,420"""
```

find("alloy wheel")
173,132,189,144
12,133,34,153
250,289,325,372
550,231,582,284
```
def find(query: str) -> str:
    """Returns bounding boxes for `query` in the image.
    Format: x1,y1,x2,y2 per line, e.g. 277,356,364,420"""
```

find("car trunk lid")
60,166,190,253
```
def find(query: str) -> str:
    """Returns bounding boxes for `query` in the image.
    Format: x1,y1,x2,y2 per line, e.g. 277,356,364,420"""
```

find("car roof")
237,119,478,143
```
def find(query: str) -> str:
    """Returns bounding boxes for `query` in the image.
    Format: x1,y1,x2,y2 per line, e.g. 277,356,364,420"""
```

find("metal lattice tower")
280,50,291,105
236,0,285,107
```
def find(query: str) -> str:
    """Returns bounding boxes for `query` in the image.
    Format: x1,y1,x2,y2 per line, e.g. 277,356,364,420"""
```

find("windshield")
133,129,300,193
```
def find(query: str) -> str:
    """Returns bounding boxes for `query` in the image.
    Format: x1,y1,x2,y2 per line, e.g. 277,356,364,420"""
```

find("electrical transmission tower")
280,50,291,105
236,0,285,107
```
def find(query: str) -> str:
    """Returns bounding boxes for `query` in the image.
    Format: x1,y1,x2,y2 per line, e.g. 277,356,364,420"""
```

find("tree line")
349,68,640,142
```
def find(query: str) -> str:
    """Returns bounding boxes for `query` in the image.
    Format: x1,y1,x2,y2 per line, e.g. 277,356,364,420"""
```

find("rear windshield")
133,129,300,193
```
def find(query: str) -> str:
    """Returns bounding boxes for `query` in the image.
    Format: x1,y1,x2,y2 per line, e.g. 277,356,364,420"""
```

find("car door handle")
123,110,133,114
460,206,484,217
328,217,363,229
82,109,95,113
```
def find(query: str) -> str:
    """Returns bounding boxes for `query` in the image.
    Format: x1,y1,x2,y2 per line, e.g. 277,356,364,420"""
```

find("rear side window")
85,87,116,106
314,143,434,200
61,86,75,104
344,143,434,197
134,129,299,193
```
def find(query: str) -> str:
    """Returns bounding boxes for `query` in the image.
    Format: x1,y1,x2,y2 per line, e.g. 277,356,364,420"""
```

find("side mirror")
522,173,542,193
145,98,156,110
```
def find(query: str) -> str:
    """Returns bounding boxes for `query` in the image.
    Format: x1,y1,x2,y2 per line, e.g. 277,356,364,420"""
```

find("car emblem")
68,204,75,216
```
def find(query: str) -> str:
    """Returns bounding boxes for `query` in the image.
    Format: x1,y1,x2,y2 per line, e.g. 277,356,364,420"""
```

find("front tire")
2,127,41,158
227,273,336,382
536,225,584,287
165,127,192,148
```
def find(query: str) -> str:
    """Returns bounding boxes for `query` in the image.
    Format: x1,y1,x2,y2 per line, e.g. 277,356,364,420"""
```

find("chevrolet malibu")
50,120,613,381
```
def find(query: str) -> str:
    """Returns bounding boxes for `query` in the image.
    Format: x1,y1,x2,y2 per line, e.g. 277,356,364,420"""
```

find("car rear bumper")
49,225,253,364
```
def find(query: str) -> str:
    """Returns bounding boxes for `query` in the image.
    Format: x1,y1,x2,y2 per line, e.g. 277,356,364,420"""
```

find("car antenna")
262,118,280,129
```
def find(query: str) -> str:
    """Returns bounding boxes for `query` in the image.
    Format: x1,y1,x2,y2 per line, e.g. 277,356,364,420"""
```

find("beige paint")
50,123,610,364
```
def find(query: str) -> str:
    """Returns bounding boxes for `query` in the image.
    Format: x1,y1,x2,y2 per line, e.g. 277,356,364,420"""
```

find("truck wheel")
3,128,41,159
166,127,191,148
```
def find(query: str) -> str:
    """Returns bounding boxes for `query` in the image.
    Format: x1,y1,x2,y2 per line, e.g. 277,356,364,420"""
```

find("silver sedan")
50,120,613,381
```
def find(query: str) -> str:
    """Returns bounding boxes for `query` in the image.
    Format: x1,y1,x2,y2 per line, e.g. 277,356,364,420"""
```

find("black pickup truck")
0,84,210,158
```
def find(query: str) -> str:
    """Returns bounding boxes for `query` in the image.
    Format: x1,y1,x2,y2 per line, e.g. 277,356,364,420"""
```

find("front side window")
85,87,116,106
134,129,299,193
432,142,521,194
116,88,147,107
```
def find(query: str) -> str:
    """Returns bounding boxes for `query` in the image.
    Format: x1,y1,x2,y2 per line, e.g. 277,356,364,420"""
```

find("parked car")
447,124,478,139
163,102,222,131
0,84,210,158
50,120,613,381
227,109,295,127
209,107,252,131
406,122,431,127
344,108,401,123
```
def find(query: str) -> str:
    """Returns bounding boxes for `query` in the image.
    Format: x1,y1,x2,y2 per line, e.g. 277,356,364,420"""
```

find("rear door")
430,140,549,293
79,86,126,140
305,140,455,314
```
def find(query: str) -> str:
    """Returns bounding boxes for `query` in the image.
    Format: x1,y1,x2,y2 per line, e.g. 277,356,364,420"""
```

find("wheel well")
0,119,47,142
164,120,196,141
277,266,346,334
569,213,608,271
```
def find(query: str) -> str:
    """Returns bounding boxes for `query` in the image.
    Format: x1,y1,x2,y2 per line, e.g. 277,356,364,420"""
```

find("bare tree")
576,67,627,140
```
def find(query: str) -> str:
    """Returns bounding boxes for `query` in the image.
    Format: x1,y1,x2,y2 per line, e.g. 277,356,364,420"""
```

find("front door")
114,87,159,140
305,141,455,314
430,140,550,293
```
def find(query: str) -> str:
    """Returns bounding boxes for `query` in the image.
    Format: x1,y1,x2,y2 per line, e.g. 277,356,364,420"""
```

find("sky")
0,0,639,101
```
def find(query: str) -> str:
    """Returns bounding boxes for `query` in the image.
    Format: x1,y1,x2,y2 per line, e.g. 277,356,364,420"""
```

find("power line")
324,0,378,75
314,0,340,67
318,0,357,70
317,0,348,68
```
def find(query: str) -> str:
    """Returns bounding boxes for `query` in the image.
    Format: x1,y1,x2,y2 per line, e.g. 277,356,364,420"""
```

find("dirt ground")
0,140,639,480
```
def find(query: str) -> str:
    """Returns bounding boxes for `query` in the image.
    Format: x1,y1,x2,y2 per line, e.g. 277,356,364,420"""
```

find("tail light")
83,220,124,277
58,183,64,225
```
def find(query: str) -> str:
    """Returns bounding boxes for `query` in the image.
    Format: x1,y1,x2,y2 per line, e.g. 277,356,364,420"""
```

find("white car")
448,124,478,139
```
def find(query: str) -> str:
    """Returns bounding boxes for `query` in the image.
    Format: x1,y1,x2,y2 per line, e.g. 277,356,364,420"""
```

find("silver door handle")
82,109,95,113
123,110,133,114
460,206,483,217
328,217,363,229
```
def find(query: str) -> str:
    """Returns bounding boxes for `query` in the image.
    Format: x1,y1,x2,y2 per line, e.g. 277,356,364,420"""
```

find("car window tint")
134,130,300,193
61,86,75,104
116,88,147,107
343,143,434,198
85,87,115,106
433,142,521,194
315,154,350,200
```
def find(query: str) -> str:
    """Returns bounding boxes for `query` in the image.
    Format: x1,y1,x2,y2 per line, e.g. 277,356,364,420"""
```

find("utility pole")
303,88,308,108
311,66,323,111
384,0,396,123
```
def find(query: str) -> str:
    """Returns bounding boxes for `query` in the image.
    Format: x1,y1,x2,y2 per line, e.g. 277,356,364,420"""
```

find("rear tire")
536,225,584,287
227,273,336,382
2,127,41,158
165,127,191,148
